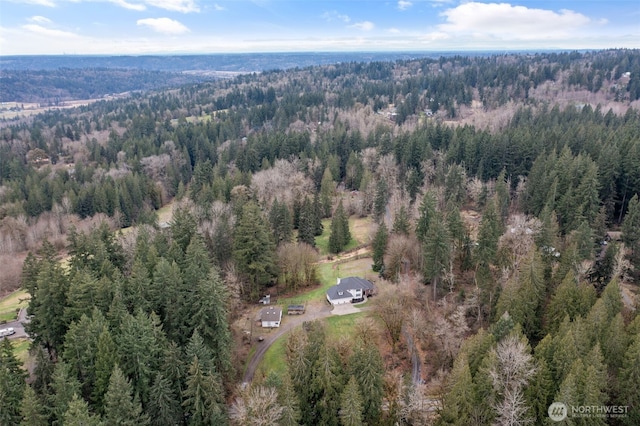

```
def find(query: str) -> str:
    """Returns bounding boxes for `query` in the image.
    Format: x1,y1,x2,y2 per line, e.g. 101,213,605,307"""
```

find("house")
260,306,282,328
326,277,375,305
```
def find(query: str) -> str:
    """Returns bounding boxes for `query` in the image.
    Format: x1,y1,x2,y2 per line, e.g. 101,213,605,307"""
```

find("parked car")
0,327,15,337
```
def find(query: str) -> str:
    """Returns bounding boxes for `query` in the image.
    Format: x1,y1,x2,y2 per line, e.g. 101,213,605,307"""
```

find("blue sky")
1,0,638,55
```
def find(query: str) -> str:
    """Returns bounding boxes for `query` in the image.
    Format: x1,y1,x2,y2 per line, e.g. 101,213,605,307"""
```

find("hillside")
0,49,639,425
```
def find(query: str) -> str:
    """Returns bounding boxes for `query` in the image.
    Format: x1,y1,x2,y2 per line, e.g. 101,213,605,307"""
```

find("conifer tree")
63,394,101,426
622,193,640,271
233,201,278,298
339,376,364,426
423,212,451,301
93,328,118,411
329,199,351,254
103,365,149,426
416,190,437,243
372,223,388,272
148,373,182,426
320,167,335,218
297,197,317,247
269,199,293,246
182,356,227,426
20,385,48,426
392,205,411,235
0,339,27,425
48,361,82,425
373,178,388,223
619,333,640,425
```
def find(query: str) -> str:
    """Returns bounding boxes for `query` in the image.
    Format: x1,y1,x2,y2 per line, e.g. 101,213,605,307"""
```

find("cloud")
322,11,351,23
144,0,199,13
8,0,56,6
22,24,78,38
398,1,412,11
213,3,225,11
387,27,401,34
109,0,146,11
28,15,52,23
137,17,190,34
350,21,374,31
439,2,592,40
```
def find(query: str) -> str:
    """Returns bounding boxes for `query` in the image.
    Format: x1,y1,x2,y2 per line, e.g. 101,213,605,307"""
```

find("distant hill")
0,52,459,72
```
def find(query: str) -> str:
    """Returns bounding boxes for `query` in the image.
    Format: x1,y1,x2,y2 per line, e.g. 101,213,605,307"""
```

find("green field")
0,289,30,323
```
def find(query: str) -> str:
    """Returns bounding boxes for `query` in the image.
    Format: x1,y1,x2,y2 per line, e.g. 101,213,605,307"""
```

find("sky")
0,0,639,55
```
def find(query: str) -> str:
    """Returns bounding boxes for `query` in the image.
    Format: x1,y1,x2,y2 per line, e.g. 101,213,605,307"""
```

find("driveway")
3,308,29,340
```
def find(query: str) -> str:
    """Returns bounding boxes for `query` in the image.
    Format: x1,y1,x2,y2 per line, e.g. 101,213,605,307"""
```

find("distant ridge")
0,51,509,72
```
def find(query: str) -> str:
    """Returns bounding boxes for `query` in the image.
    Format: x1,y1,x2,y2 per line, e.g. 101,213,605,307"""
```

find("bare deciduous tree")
229,385,284,426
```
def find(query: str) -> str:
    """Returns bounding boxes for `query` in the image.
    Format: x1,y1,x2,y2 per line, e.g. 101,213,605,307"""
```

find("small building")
287,304,305,315
326,277,375,306
260,306,282,328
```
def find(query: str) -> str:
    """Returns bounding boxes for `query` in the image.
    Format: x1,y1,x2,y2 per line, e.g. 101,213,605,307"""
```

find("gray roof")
261,306,282,322
326,277,374,301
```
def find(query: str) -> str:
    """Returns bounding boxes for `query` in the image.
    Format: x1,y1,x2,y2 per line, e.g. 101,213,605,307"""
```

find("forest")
1,49,640,425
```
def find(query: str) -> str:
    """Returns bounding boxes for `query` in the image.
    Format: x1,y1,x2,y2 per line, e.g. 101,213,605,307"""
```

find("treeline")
0,68,211,103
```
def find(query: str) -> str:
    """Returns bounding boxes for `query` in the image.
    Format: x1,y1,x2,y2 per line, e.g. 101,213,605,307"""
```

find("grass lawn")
324,312,365,340
11,338,30,366
255,336,288,379
0,289,30,323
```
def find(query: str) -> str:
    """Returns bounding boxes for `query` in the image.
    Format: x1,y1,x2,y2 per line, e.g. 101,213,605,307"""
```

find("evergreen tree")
619,333,640,425
63,394,101,426
329,200,351,254
373,178,388,223
148,373,182,426
622,194,640,272
189,267,233,378
269,199,293,246
297,197,317,247
182,356,227,426
93,328,118,411
475,200,502,267
20,385,48,426
320,167,335,218
234,201,279,298
312,193,325,236
416,190,437,243
48,361,82,425
339,376,364,426
349,343,384,424
277,371,301,426
372,223,388,273
0,338,27,426
423,212,451,301
392,205,411,235
103,365,149,426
